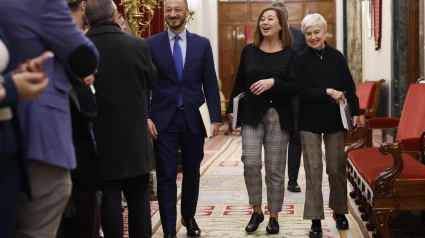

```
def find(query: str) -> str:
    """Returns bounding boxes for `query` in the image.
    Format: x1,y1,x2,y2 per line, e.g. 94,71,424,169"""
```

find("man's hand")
14,51,54,74
227,113,233,121
0,76,5,101
352,116,359,127
148,119,158,140
84,74,95,86
13,72,49,100
250,78,274,95
210,124,219,138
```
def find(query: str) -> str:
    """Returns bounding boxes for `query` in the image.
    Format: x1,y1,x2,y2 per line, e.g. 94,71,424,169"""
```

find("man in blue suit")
272,2,308,193
0,1,99,237
147,0,221,237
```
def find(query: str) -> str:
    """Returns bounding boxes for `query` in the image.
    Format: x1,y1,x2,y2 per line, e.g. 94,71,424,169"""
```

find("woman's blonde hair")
250,6,293,48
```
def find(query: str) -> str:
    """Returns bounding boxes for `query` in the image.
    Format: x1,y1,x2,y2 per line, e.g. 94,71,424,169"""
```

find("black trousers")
154,109,205,233
287,96,302,180
60,186,100,238
101,174,151,238
0,157,21,238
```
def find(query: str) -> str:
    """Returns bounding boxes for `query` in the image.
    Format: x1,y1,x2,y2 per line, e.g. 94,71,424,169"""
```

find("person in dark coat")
56,2,102,237
271,2,309,193
85,0,157,237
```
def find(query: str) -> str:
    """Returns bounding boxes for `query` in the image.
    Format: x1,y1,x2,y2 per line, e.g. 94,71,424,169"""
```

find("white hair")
301,13,327,33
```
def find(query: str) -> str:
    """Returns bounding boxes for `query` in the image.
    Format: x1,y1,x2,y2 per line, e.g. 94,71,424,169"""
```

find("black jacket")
86,22,157,180
226,44,298,133
69,79,103,190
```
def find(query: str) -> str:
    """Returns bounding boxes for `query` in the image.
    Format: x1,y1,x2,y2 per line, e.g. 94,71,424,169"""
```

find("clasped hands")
250,78,274,96
227,78,274,121
0,51,97,102
226,78,274,122
9,52,52,100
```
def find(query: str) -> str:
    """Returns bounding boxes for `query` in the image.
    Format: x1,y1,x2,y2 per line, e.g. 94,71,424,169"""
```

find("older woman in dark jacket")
294,13,360,238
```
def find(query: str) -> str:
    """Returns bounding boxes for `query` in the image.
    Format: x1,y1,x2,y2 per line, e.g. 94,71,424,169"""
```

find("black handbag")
420,132,425,164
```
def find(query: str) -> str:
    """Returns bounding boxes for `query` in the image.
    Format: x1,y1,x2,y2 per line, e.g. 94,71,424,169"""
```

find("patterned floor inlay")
120,131,425,237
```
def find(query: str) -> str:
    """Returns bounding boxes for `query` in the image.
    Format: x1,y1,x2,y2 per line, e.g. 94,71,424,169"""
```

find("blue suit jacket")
0,0,99,170
290,26,308,54
146,30,221,135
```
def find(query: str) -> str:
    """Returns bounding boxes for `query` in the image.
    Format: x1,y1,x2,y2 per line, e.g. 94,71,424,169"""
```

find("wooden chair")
346,82,425,238
346,79,385,147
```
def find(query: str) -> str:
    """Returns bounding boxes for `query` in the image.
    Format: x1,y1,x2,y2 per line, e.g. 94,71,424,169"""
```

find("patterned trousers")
300,130,347,220
241,108,290,213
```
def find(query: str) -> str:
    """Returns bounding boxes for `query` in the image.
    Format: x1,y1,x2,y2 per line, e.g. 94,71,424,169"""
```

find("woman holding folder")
226,6,297,235
294,13,360,238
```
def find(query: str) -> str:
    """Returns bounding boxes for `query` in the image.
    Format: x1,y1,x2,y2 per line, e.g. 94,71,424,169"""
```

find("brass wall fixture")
120,0,161,37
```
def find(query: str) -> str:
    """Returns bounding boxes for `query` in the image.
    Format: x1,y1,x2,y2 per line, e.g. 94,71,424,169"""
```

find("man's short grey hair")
85,0,117,26
301,13,327,33
271,2,288,15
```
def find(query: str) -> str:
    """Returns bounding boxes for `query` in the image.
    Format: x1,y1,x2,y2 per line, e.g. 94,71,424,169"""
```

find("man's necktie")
173,35,183,107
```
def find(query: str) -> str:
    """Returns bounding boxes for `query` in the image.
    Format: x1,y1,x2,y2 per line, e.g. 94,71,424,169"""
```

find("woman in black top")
294,13,360,238
226,6,297,235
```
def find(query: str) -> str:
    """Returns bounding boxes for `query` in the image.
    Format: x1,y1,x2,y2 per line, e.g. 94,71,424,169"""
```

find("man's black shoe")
245,212,264,233
309,220,322,238
182,217,201,237
333,212,349,230
266,217,279,234
163,231,177,238
287,179,301,192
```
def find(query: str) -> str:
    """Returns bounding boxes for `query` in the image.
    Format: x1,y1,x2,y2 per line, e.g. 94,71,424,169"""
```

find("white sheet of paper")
199,102,211,138
90,85,96,94
339,101,349,130
232,92,245,129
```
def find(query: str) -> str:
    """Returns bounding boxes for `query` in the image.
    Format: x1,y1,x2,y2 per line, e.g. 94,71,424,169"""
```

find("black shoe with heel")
163,231,177,238
266,217,279,234
309,220,322,238
245,212,264,233
287,179,301,192
333,212,349,230
182,217,201,237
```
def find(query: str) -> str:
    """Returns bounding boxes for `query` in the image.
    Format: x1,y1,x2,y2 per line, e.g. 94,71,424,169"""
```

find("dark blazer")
86,22,157,180
0,30,31,199
290,26,308,54
69,82,103,191
146,30,221,135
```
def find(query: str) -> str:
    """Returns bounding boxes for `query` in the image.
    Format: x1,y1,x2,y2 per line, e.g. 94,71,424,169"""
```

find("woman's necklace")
313,47,325,59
